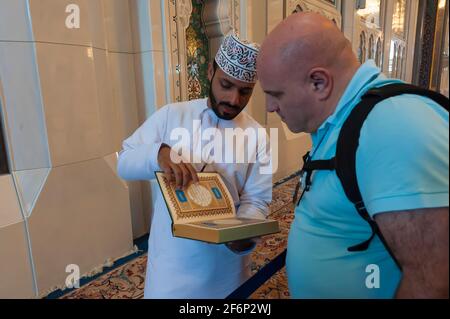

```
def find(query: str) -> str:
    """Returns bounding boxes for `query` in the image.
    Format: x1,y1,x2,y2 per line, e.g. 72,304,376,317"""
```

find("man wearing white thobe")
117,34,273,298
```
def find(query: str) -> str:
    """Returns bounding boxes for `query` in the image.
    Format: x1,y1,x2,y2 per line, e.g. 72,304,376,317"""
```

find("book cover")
155,172,280,243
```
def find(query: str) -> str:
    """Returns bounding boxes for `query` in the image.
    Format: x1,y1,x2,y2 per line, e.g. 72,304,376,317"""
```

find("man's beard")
209,74,244,121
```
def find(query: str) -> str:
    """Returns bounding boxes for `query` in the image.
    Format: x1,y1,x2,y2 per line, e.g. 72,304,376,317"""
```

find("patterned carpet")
60,175,299,299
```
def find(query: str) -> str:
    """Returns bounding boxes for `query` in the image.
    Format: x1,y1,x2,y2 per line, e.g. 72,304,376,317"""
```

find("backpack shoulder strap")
363,83,449,110
335,83,449,257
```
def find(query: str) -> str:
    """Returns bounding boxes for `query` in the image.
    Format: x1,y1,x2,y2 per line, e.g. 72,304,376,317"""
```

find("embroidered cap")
215,33,260,83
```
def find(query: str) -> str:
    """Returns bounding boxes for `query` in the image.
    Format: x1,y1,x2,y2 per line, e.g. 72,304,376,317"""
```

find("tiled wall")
246,0,313,181
186,0,210,100
0,0,159,298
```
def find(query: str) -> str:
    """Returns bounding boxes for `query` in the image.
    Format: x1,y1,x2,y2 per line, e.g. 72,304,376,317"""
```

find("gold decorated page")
155,172,236,224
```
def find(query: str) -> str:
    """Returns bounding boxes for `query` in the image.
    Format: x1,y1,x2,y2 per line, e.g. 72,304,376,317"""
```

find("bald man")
258,13,449,298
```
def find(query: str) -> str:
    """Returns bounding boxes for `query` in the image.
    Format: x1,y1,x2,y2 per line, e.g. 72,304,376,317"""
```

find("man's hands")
158,144,263,254
157,144,199,189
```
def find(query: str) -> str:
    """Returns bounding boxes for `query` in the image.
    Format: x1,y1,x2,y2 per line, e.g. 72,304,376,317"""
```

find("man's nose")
229,89,240,106
266,98,279,113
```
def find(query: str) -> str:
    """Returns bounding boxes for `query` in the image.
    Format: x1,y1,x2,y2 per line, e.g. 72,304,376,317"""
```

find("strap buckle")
355,201,366,212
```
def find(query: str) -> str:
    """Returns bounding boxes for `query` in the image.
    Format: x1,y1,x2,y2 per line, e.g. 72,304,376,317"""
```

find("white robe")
117,98,272,298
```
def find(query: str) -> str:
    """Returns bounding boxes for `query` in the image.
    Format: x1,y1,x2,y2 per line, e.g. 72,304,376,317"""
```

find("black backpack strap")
302,157,335,192
335,83,449,269
293,152,335,204
303,158,336,171
364,83,449,111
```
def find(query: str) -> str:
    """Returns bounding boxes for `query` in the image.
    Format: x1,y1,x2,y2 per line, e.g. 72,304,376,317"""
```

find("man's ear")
207,63,214,82
308,68,333,101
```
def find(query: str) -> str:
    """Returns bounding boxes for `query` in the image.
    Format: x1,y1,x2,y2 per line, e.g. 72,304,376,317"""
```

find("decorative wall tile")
186,0,210,100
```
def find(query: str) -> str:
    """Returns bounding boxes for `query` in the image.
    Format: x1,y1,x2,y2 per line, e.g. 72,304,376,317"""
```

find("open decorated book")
155,172,280,243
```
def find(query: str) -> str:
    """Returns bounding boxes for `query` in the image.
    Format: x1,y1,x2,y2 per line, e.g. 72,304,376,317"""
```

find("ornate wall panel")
286,0,342,28
355,0,383,67
387,0,407,78
167,0,241,102
167,0,192,102
186,0,210,100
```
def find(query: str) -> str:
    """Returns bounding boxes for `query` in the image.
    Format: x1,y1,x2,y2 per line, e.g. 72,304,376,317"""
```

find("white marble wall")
127,0,169,237
244,0,313,181
0,174,35,298
0,0,137,297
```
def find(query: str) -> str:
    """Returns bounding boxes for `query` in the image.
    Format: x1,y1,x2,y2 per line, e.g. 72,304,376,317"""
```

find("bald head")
258,12,360,133
260,12,356,76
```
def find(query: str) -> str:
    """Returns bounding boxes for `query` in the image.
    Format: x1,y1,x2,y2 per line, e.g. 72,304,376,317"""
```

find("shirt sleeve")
236,129,273,220
117,105,170,181
356,95,449,217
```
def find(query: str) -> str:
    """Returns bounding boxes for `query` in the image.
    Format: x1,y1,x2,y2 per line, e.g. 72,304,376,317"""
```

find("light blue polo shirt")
286,60,449,299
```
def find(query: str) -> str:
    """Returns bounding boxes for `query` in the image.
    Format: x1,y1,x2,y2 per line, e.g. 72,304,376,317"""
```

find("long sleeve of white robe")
117,101,272,219
235,134,272,220
117,105,169,180
116,98,273,298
